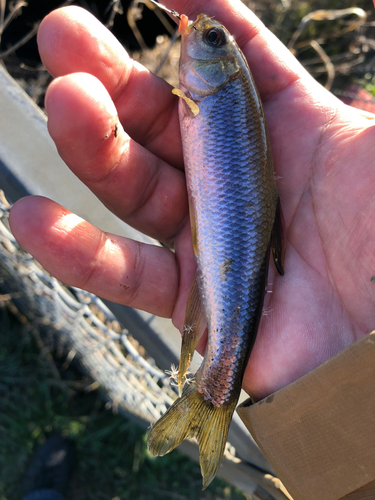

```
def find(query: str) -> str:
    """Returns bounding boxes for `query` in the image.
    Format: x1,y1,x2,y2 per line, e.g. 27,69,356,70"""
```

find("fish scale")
147,12,283,489
184,84,273,360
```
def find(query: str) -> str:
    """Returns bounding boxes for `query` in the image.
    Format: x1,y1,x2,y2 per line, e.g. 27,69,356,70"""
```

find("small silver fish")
148,9,284,489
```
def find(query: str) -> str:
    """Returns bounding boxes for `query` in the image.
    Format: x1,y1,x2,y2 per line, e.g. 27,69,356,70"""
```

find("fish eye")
203,28,226,47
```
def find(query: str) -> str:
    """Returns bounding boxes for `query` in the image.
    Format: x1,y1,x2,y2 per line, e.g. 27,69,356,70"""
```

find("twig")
0,0,75,61
288,8,367,52
304,54,366,77
152,4,175,35
309,40,335,90
0,1,27,36
0,21,39,60
0,0,5,47
127,0,147,51
105,0,123,30
0,0,5,31
0,189,11,209
154,25,179,75
357,35,375,52
28,322,63,381
280,0,291,9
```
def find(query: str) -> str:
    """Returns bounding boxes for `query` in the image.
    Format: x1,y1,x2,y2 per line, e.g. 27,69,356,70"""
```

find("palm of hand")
246,90,375,399
171,73,375,400
9,2,375,401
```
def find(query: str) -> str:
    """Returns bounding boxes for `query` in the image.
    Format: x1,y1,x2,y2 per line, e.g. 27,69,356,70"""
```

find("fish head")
179,14,242,98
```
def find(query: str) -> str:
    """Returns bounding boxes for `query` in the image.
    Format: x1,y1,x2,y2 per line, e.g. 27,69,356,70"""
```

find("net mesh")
0,191,176,424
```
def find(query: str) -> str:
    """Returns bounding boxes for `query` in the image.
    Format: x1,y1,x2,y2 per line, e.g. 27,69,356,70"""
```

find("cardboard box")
237,333,375,500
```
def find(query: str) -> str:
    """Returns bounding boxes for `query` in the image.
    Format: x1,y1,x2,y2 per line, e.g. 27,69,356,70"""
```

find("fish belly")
180,74,277,406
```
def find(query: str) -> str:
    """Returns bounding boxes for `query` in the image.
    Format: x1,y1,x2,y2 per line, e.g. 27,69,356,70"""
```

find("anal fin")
178,274,206,396
189,200,199,256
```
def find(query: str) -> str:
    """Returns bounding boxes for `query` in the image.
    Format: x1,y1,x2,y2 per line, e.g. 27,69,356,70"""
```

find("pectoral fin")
271,198,285,276
172,88,200,116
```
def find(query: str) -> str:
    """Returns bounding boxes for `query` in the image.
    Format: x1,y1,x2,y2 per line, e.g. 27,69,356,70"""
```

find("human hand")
9,1,375,401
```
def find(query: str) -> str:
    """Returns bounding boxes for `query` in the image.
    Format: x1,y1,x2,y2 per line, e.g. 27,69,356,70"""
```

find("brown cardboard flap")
237,333,375,500
340,479,375,499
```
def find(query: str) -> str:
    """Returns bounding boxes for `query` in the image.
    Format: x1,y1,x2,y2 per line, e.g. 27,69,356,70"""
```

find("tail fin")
147,381,237,489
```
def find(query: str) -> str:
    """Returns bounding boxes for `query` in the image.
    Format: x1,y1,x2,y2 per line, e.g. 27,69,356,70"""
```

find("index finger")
38,1,309,166
37,6,184,169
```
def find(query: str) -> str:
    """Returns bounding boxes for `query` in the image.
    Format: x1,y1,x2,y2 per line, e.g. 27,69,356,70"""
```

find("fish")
147,8,284,489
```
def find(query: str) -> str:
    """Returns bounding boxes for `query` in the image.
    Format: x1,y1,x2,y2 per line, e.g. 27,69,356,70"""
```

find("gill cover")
179,14,241,97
